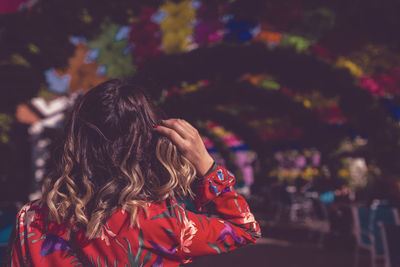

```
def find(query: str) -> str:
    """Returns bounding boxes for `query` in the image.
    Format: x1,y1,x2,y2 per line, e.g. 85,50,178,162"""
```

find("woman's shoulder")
16,199,47,224
16,199,45,222
11,199,52,240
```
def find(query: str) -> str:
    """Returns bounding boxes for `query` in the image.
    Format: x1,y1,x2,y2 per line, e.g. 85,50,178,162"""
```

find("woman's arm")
154,119,261,263
176,164,261,262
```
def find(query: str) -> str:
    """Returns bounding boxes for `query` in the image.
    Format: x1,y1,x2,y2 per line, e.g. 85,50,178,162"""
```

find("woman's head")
42,79,196,239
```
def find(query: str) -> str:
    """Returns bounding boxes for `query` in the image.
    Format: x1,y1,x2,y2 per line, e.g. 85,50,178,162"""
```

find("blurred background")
1,0,400,266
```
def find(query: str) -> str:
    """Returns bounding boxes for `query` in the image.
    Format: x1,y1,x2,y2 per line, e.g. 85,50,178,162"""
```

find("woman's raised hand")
153,119,214,177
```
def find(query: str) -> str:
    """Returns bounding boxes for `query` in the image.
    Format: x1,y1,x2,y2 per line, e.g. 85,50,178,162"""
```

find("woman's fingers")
160,119,194,140
153,125,186,150
179,119,198,135
154,118,214,176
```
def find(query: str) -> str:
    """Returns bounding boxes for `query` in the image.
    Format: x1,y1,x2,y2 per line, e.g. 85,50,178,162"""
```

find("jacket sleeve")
4,202,36,267
175,164,261,263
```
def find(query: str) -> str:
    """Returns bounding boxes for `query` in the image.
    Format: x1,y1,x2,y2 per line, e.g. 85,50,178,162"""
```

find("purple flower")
149,241,178,267
311,153,321,167
275,152,284,162
221,187,231,194
40,234,71,258
148,241,178,256
217,222,244,245
295,156,306,168
194,20,223,45
151,256,163,267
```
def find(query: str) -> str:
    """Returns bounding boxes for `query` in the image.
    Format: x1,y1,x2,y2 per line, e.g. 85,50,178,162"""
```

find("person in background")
5,79,261,267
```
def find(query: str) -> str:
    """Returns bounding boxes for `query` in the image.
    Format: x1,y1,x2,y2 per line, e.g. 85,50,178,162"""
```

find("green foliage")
88,21,136,78
0,113,13,145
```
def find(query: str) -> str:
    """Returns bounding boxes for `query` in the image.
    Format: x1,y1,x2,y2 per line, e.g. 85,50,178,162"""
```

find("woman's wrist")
201,160,218,178
196,155,215,177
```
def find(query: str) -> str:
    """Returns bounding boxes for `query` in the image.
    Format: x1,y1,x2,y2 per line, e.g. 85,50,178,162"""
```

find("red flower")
309,44,331,60
359,76,384,97
130,7,162,65
380,74,398,96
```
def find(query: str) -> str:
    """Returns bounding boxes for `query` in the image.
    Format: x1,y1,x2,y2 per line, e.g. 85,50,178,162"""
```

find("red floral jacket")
5,165,261,266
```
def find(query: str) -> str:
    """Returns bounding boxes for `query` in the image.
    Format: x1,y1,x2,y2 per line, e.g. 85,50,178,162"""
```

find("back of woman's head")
42,79,196,239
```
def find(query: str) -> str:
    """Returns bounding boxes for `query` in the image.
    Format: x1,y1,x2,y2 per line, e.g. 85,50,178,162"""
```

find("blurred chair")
352,205,375,267
282,186,330,246
371,203,399,267
352,203,400,267
282,185,314,223
379,223,400,267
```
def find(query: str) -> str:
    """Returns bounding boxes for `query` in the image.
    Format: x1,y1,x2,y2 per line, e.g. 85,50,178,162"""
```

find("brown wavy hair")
42,79,196,239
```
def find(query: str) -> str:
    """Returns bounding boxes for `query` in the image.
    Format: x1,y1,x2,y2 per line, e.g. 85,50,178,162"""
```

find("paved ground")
187,237,361,267
187,211,372,267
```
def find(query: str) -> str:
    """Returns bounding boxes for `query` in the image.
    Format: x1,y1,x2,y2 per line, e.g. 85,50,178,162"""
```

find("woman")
6,79,261,266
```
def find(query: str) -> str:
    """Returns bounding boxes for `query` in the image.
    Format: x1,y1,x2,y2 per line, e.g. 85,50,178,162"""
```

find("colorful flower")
52,42,107,93
40,234,71,258
379,73,399,96
0,0,38,14
44,69,71,94
224,20,259,42
100,224,117,246
240,211,256,224
180,215,198,253
194,2,224,45
359,76,384,97
0,113,13,144
18,202,40,232
160,0,196,54
216,220,244,245
309,44,331,59
338,169,350,178
254,30,282,47
240,73,269,85
148,241,178,266
88,22,135,78
336,57,363,78
280,35,310,52
195,20,224,45
130,7,162,64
